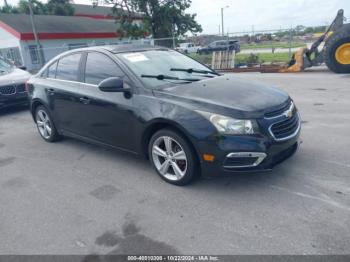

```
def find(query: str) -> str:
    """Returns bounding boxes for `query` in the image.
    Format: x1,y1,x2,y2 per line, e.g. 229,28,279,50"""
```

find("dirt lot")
0,67,349,255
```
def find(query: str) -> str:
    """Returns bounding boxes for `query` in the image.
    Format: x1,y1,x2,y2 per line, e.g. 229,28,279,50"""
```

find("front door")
77,51,137,151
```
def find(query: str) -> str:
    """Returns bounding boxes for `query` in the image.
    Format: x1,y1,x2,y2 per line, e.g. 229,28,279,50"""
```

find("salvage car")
0,57,31,109
198,40,240,54
27,45,301,185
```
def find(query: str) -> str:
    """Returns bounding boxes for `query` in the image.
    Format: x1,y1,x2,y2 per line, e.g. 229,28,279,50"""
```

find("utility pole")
221,6,229,36
28,0,45,67
4,0,9,7
221,8,224,36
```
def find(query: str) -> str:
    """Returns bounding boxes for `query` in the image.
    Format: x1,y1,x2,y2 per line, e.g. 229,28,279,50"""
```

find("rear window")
56,53,82,81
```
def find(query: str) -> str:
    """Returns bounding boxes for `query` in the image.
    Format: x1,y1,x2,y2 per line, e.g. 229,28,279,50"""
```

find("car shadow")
60,135,295,192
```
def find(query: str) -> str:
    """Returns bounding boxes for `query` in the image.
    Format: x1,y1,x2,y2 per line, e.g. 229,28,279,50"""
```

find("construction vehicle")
282,9,350,73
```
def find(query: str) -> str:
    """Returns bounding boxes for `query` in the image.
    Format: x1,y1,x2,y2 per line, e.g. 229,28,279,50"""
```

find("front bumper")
0,92,28,109
197,128,301,177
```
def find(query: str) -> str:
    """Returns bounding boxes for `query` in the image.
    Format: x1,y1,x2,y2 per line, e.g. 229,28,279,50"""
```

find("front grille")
270,112,300,140
16,84,26,93
265,101,291,118
0,85,16,95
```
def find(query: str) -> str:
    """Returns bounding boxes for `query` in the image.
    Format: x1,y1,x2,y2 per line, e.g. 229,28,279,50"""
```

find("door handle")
79,97,90,105
47,88,55,95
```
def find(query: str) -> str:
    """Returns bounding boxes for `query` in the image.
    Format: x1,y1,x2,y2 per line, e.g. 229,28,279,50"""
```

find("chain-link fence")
151,28,323,67
8,27,324,72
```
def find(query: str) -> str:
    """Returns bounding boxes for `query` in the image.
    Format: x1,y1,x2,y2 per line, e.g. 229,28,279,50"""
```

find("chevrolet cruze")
27,45,301,185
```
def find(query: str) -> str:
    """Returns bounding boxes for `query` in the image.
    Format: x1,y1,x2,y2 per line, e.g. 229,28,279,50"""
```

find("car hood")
153,75,289,118
0,68,31,86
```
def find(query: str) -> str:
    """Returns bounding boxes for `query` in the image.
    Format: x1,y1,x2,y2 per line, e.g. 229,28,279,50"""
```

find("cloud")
189,0,350,34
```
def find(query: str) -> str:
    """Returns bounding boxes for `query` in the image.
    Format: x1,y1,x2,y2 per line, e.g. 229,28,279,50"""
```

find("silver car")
0,57,31,109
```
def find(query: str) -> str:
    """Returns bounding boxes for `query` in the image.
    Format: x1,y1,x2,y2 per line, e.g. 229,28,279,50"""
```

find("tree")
0,0,74,16
17,0,47,15
104,0,202,39
0,5,19,13
46,0,74,16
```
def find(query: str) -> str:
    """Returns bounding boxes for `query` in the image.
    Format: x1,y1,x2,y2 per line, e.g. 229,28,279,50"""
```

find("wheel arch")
30,99,46,119
141,119,201,164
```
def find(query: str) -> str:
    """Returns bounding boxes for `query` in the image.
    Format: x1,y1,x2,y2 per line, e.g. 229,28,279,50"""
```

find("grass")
240,41,306,50
189,52,291,66
236,52,291,64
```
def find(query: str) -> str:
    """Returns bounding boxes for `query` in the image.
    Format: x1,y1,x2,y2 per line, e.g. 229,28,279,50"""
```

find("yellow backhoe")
281,9,350,73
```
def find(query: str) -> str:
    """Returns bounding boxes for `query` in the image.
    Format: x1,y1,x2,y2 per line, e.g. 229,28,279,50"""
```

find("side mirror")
98,77,129,93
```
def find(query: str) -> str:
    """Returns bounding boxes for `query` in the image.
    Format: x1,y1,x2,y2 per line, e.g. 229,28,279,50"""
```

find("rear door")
45,52,84,134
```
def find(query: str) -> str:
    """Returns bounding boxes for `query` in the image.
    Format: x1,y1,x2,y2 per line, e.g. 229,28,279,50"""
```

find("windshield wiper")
141,74,201,82
170,68,220,76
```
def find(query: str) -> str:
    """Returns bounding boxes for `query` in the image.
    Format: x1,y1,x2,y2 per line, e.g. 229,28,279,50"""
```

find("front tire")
148,129,197,186
35,106,61,142
324,24,350,73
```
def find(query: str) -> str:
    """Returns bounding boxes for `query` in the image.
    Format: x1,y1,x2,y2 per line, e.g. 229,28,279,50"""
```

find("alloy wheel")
151,136,188,181
36,109,52,139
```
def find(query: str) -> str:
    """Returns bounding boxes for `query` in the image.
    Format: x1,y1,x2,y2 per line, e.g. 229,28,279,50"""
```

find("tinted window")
47,61,57,78
56,53,82,81
84,52,124,85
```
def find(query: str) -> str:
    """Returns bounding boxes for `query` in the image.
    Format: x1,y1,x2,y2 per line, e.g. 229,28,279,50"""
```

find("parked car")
0,57,31,109
27,45,300,186
176,42,201,54
198,40,241,54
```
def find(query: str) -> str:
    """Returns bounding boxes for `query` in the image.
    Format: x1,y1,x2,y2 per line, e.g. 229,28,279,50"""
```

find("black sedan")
0,57,31,109
27,45,300,185
198,40,241,55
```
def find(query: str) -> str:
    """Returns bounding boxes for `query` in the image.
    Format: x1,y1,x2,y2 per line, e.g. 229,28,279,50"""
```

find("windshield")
0,57,13,74
116,50,216,88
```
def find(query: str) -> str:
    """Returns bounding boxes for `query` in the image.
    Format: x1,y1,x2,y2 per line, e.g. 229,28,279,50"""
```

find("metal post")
28,0,45,67
221,8,224,36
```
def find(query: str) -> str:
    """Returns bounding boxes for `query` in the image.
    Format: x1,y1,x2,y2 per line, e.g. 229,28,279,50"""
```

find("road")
0,67,349,255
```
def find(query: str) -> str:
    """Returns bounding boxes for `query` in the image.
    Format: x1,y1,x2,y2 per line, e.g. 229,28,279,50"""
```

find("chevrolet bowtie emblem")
283,104,294,118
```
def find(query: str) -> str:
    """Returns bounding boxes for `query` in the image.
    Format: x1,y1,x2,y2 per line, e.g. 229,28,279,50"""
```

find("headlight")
196,110,258,135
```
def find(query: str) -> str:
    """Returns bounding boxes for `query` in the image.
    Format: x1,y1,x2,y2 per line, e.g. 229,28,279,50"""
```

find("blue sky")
4,0,350,34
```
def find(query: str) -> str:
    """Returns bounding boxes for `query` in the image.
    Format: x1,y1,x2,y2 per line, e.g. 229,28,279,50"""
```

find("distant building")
0,13,149,71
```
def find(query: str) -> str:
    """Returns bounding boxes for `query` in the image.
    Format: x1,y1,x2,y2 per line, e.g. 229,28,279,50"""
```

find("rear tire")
324,24,350,73
148,129,197,186
35,106,61,142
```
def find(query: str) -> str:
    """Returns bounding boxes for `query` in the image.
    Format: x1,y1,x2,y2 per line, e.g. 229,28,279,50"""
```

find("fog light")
203,154,215,162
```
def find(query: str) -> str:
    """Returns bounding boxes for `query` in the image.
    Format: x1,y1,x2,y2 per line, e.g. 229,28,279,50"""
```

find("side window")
47,61,58,78
84,52,124,85
56,53,82,81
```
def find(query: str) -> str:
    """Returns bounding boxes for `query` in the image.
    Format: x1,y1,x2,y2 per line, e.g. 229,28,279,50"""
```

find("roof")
105,44,165,53
54,45,164,54
72,4,143,19
0,13,120,40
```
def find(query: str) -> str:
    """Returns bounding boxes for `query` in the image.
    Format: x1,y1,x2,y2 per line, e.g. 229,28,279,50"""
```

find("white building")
0,13,150,71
